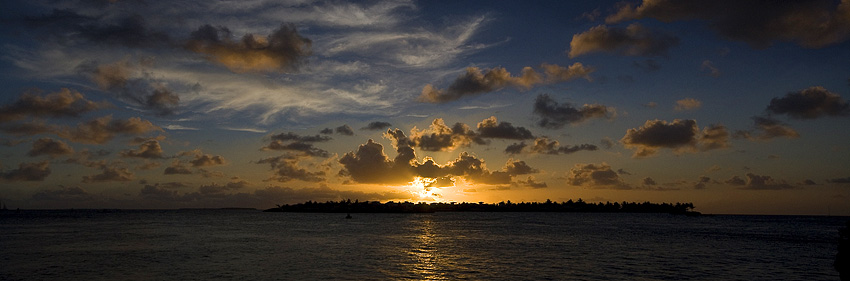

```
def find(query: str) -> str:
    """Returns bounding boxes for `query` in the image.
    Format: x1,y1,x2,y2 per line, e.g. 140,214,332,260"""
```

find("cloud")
80,60,180,116
407,119,484,152
257,154,325,183
120,140,164,159
339,139,411,184
566,163,631,189
0,161,51,182
82,165,134,183
621,119,730,157
600,137,615,149
642,177,657,186
31,186,93,201
701,60,721,77
198,180,249,195
633,59,661,72
27,138,74,157
164,160,193,175
734,116,800,141
675,98,702,111
25,11,171,48
335,125,355,136
533,94,615,129
568,23,679,58
419,63,593,103
516,177,548,189
88,60,132,91
506,137,598,155
269,132,332,143
828,177,850,184
0,88,110,123
362,121,392,131
189,154,226,167
263,132,332,157
766,86,849,119
476,116,534,140
145,85,180,116
694,176,713,189
605,0,850,48
59,115,162,144
339,137,537,185
734,173,795,190
185,23,312,73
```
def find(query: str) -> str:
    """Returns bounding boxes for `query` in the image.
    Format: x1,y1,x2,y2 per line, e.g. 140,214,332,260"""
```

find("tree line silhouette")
265,199,699,215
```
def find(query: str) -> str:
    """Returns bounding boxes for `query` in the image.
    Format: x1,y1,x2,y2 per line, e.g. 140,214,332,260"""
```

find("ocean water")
1,210,846,280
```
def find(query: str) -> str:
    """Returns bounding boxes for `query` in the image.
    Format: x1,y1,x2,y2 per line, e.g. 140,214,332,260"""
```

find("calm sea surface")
1,210,846,280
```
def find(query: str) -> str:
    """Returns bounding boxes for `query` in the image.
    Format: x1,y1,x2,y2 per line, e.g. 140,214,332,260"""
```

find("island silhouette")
265,199,699,215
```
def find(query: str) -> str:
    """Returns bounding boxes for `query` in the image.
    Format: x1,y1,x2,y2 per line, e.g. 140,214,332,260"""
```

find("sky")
1,0,849,215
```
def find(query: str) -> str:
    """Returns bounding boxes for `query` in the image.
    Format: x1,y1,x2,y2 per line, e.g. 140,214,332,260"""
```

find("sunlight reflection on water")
0,210,846,280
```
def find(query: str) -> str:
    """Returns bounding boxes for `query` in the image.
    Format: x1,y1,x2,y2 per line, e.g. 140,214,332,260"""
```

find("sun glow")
405,177,454,202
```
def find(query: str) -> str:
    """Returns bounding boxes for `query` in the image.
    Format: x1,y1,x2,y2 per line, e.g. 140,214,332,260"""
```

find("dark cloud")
694,176,713,189
269,132,331,143
258,154,325,183
621,119,729,157
533,94,614,129
164,160,193,175
633,59,662,72
566,163,631,189
335,125,354,136
507,137,598,155
0,121,56,136
419,63,593,103
59,115,162,144
198,180,249,195
504,142,526,154
186,23,312,73
263,140,330,157
600,137,615,149
516,177,548,189
642,177,657,186
0,88,110,123
263,132,332,157
568,23,679,58
0,161,51,182
319,128,334,134
80,60,180,116
31,186,93,201
339,139,411,184
766,86,849,119
725,175,746,186
145,85,180,116
616,169,631,175
26,10,171,48
82,165,134,183
735,173,795,190
189,154,227,167
605,0,850,48
120,140,164,159
734,116,800,141
476,116,534,140
828,177,850,184
362,121,392,131
27,138,74,157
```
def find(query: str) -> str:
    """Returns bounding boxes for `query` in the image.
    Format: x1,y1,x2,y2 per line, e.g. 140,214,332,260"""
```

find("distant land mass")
264,199,700,215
